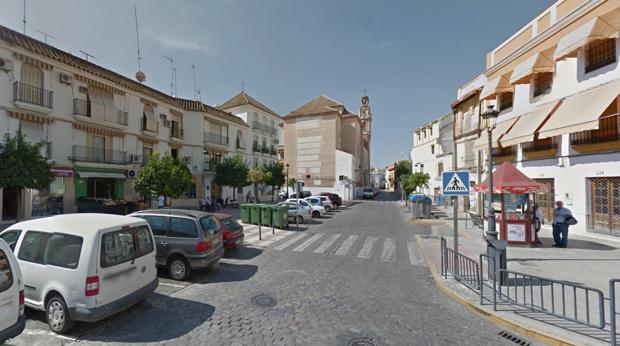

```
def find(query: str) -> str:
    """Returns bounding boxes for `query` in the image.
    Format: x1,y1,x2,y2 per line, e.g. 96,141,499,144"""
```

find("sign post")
442,171,471,275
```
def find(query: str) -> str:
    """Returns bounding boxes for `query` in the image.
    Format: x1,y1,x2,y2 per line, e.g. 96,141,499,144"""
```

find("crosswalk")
240,225,425,265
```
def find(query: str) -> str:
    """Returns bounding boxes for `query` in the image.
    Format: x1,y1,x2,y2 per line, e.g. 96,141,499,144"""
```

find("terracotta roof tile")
218,91,280,118
286,95,353,117
177,98,249,127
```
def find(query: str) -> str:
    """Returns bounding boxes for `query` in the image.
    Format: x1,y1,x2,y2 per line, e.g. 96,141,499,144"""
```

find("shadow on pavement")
223,246,263,260
536,237,617,250
190,262,258,285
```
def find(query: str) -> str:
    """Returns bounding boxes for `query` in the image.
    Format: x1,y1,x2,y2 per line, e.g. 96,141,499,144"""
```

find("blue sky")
1,0,554,167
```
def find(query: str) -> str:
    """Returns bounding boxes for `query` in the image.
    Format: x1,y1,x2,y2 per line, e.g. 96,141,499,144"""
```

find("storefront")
74,166,126,200
30,168,74,217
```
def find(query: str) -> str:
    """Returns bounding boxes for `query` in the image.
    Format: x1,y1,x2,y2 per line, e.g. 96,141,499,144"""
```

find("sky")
0,0,555,168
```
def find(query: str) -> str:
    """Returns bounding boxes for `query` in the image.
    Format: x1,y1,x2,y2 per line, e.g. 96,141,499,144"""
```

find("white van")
0,239,25,344
0,214,158,334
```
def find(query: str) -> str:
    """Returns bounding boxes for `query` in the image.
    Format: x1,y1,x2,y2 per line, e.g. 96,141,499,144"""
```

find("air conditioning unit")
183,156,192,164
132,155,142,163
78,86,88,93
0,57,13,72
59,73,73,84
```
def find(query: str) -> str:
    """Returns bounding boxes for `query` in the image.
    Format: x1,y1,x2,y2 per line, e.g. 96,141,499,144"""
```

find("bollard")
259,224,262,240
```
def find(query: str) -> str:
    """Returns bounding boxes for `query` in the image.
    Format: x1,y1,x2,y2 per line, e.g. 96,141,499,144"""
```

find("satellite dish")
135,70,146,83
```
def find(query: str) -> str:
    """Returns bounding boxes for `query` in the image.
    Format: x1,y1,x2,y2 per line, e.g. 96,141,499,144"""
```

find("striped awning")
8,110,53,124
73,122,125,137
554,16,619,60
509,51,555,85
75,75,126,95
138,135,159,145
480,75,513,101
13,52,53,70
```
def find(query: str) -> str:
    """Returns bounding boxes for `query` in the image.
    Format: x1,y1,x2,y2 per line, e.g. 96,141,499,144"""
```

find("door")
91,136,105,162
132,225,156,291
2,188,19,222
99,228,138,306
534,178,554,224
15,231,49,305
0,245,19,332
137,215,169,266
167,217,200,260
589,177,620,237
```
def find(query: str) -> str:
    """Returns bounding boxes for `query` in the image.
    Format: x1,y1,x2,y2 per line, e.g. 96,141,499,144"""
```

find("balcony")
203,160,213,172
14,81,53,109
492,146,515,164
236,138,246,150
73,99,127,125
170,122,184,139
68,145,130,164
141,117,159,133
570,115,620,153
522,138,557,159
270,146,277,156
204,132,228,146
261,146,269,154
252,121,276,136
253,143,261,153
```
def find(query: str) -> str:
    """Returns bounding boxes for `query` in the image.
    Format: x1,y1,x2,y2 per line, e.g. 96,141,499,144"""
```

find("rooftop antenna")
173,66,177,97
241,80,245,92
163,56,174,96
191,64,200,100
36,29,54,44
22,0,26,34
134,6,146,83
79,50,95,62
363,88,367,96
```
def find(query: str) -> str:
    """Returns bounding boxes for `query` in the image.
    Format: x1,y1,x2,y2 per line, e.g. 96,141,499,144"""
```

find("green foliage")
214,156,249,198
0,129,53,190
288,177,297,187
261,162,285,201
247,168,264,203
400,172,431,195
133,153,193,199
394,160,412,180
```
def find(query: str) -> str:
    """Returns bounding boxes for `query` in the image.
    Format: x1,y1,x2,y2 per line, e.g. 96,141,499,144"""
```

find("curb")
414,236,577,346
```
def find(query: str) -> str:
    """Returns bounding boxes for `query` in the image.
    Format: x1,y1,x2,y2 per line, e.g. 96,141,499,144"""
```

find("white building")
469,0,620,238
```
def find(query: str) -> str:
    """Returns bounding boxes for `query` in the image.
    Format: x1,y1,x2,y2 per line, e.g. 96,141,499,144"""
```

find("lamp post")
285,163,290,198
482,105,500,240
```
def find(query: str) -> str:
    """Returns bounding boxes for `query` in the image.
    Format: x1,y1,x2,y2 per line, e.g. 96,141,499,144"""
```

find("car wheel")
46,295,75,334
312,210,320,218
325,206,332,212
296,215,304,224
168,256,191,281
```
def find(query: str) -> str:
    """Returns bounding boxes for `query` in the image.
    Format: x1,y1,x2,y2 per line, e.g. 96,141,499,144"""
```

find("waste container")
240,204,251,223
260,205,272,226
272,205,289,229
409,194,432,219
250,204,262,225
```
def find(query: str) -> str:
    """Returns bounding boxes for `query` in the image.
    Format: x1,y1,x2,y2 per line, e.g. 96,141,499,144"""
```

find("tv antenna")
36,29,54,44
191,64,202,101
134,6,146,82
79,50,95,62
163,56,175,97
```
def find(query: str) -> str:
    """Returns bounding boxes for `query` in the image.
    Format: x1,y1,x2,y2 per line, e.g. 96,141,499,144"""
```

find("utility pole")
163,56,174,97
22,0,26,34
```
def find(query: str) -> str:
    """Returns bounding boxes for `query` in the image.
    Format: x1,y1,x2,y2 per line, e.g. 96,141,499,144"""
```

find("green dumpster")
272,205,289,229
250,204,262,225
260,205,272,226
240,204,251,223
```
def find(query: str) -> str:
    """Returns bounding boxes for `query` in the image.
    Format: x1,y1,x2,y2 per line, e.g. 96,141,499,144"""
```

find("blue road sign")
442,171,470,196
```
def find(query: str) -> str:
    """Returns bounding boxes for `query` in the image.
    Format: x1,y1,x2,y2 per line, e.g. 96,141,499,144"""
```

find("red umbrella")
473,162,546,194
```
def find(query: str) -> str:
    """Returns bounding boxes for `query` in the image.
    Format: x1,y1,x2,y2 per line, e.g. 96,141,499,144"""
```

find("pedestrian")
533,203,543,245
206,195,212,211
246,191,252,203
552,201,573,248
157,194,165,209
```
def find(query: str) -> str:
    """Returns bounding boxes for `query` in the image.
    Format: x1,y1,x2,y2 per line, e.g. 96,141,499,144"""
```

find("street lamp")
285,163,290,198
482,105,500,240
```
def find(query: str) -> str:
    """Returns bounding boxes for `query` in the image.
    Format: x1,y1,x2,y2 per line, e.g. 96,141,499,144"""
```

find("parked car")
212,213,244,250
0,239,25,344
305,196,333,212
286,198,326,218
0,214,158,334
291,191,312,198
130,209,224,281
277,190,289,199
310,196,335,211
319,192,342,207
277,202,311,224
362,187,375,199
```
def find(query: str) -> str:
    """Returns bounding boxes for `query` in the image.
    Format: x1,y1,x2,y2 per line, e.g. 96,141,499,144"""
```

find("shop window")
533,72,553,97
499,92,513,111
32,177,64,217
87,178,116,199
585,39,616,73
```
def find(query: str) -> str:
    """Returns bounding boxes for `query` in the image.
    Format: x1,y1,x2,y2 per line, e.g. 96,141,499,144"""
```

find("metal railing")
522,138,556,152
68,145,130,164
253,143,261,153
204,132,228,146
252,121,276,135
611,279,620,345
170,122,183,139
261,146,269,154
570,121,620,146
270,146,277,156
440,237,480,290
73,99,127,125
141,117,159,133
14,81,53,108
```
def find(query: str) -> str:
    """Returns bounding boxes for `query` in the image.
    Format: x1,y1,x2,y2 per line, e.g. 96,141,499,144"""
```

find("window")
21,63,44,88
219,217,241,231
92,135,105,162
431,144,435,155
585,39,616,73
42,233,83,269
438,162,444,176
18,231,48,264
101,229,135,268
134,225,154,257
430,127,433,136
199,216,220,235
141,215,168,236
171,148,178,159
0,249,14,293
0,230,21,251
499,92,513,111
169,218,198,238
142,146,153,164
533,72,553,97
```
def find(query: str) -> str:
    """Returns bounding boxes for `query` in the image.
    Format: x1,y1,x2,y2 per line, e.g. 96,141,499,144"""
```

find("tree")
0,129,54,220
394,160,412,181
133,153,193,203
400,172,431,195
288,177,297,188
247,168,264,203
261,162,285,201
214,156,248,200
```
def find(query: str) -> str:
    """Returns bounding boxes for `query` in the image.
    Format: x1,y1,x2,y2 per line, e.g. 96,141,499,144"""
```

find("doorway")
2,188,19,221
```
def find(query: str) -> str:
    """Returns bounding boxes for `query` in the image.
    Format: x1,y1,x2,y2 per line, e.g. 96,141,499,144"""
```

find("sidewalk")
417,206,620,345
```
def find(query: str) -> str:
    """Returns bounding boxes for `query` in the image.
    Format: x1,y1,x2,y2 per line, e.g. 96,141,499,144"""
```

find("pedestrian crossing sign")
442,171,470,196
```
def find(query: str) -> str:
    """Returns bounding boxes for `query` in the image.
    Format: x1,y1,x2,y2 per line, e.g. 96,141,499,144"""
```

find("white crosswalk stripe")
357,236,378,259
313,234,341,253
407,240,424,266
334,235,358,256
260,229,296,247
273,233,308,251
292,233,323,252
380,238,397,263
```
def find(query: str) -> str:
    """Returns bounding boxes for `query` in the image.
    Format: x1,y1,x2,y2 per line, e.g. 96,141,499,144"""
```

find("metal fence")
440,237,480,290
611,279,620,345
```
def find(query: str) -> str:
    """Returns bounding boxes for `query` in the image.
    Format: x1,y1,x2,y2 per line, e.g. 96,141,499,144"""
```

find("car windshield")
364,188,373,192
220,217,241,231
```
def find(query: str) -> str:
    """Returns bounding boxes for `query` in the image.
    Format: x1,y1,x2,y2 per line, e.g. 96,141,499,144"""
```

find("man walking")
157,193,165,209
552,201,572,248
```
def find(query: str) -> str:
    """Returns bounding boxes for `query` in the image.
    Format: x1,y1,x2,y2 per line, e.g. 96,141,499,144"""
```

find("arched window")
236,129,243,149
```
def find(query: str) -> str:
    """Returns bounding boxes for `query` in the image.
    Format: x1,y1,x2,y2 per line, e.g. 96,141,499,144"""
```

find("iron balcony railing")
68,145,130,164
73,99,128,125
170,122,184,139
522,138,556,152
261,146,269,154
252,121,276,135
204,132,228,146
203,160,213,172
253,143,261,153
570,116,620,146
14,81,53,108
141,117,159,133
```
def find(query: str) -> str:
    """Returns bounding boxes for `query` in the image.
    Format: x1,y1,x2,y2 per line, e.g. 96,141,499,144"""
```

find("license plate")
235,238,242,245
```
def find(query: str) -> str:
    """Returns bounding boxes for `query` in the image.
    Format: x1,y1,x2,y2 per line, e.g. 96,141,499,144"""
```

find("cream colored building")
282,95,372,200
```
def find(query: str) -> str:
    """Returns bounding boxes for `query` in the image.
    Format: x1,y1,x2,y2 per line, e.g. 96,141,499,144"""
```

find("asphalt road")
6,191,538,345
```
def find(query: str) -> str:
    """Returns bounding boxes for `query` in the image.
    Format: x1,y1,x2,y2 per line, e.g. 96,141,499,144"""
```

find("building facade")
465,0,620,238
282,95,372,200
